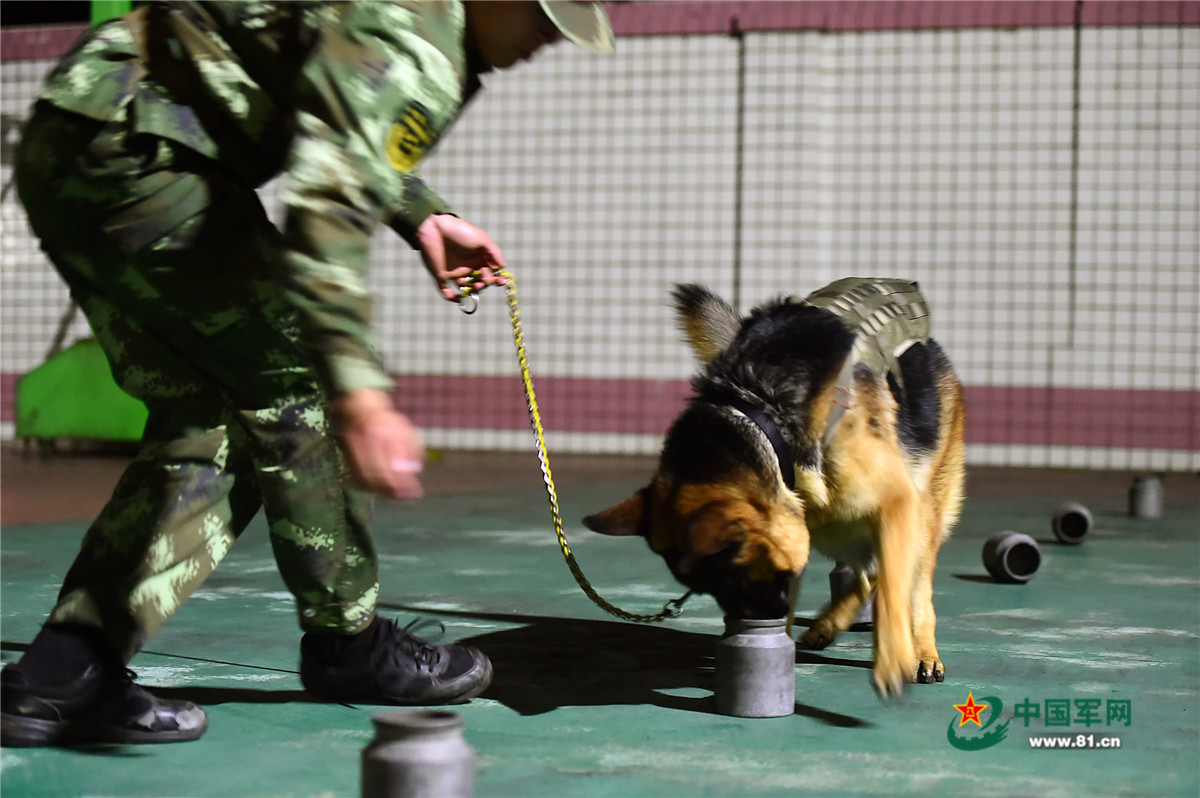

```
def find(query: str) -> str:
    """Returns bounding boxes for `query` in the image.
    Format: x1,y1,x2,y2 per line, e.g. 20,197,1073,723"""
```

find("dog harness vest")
797,277,931,449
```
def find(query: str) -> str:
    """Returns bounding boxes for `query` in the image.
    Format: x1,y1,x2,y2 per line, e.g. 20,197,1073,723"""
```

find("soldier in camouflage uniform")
1,1,613,747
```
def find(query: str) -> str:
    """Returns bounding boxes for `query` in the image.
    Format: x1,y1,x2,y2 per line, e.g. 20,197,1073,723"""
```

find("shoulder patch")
386,101,436,173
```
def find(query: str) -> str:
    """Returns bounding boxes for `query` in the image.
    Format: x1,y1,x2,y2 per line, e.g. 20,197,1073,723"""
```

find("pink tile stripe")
962,385,1200,450
2,371,1195,450
0,373,16,429
606,1,1197,36
3,3,1196,64
395,375,1198,452
390,374,694,436
0,24,87,62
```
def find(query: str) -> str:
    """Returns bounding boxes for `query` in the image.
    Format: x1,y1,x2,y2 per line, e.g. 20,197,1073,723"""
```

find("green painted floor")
2,465,1198,797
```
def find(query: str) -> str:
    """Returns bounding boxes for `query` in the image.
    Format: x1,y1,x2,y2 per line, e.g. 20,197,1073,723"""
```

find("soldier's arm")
279,2,464,398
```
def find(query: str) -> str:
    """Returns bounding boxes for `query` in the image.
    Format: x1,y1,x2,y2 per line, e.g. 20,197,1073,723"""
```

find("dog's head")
584,283,814,619
583,466,809,619
584,396,811,620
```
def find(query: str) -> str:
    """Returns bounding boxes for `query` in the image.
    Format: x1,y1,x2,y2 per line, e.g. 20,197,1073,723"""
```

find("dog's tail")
672,284,741,363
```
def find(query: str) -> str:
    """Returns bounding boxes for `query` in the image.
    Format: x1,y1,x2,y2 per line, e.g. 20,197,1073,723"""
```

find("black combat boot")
1,624,208,747
300,617,492,705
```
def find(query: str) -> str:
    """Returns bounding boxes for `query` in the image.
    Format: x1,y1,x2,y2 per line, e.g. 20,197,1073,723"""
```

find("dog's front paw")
798,622,836,650
872,651,917,699
916,658,945,684
871,666,908,699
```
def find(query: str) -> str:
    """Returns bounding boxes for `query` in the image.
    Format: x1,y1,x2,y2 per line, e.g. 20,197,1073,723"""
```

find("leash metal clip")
456,271,483,315
457,290,479,315
661,590,694,619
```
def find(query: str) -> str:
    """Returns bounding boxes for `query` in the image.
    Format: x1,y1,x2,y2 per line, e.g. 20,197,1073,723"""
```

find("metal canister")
982,531,1042,583
1129,474,1163,519
1052,501,1093,544
714,616,795,718
828,562,873,627
361,710,474,798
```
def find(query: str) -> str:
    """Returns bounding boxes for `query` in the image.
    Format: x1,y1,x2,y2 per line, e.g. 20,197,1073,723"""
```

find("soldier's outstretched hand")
416,214,508,303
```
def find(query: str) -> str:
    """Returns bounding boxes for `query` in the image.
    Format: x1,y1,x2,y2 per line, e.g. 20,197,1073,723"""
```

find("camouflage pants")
16,104,380,661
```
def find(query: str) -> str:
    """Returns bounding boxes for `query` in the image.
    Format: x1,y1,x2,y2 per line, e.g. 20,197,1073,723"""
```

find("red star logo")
953,692,988,727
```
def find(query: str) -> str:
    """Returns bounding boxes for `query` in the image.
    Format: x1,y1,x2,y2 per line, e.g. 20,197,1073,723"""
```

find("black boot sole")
302,658,493,706
2,710,209,747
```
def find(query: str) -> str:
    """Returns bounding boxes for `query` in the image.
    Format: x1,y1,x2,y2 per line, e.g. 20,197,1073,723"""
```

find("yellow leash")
461,270,689,624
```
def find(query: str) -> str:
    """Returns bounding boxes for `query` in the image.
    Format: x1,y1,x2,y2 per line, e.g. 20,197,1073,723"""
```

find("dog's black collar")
726,397,795,490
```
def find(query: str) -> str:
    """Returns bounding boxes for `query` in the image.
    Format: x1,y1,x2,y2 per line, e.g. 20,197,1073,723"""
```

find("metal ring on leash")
457,291,479,315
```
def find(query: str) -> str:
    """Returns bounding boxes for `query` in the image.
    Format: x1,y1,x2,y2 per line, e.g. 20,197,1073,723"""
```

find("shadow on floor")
147,686,316,705
4,611,873,727
383,604,872,727
0,639,316,709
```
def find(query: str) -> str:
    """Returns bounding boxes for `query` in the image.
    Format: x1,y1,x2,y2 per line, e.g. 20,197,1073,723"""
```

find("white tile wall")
1,24,1196,468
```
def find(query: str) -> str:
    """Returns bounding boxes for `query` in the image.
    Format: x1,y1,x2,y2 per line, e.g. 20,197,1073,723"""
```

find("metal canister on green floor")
1129,474,1163,519
1052,501,1093,544
983,531,1042,583
714,616,795,717
361,710,474,798
829,562,873,627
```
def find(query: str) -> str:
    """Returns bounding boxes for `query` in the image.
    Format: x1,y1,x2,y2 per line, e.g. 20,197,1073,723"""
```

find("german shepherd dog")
583,278,965,697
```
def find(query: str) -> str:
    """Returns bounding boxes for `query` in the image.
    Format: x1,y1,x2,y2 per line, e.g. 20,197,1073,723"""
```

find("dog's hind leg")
798,569,871,650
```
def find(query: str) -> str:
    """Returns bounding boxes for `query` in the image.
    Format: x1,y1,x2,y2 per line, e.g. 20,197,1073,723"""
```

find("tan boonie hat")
538,1,614,53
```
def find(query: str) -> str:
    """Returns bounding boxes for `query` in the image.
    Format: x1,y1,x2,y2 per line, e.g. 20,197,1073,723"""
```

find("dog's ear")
583,492,647,537
671,284,740,364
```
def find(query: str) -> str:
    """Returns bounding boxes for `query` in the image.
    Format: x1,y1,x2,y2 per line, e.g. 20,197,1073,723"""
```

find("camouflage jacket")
39,1,487,396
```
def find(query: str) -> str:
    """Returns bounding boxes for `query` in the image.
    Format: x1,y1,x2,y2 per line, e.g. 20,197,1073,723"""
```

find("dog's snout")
713,573,793,621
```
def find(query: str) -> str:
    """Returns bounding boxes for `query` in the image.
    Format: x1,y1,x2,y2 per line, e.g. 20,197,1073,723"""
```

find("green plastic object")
15,338,147,443
91,0,131,26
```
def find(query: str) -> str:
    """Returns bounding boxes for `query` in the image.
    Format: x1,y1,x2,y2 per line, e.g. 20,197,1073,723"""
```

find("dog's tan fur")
584,283,966,697
799,363,966,693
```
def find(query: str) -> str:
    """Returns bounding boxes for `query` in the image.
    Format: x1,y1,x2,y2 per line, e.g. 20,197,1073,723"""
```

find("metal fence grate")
1,3,1196,470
